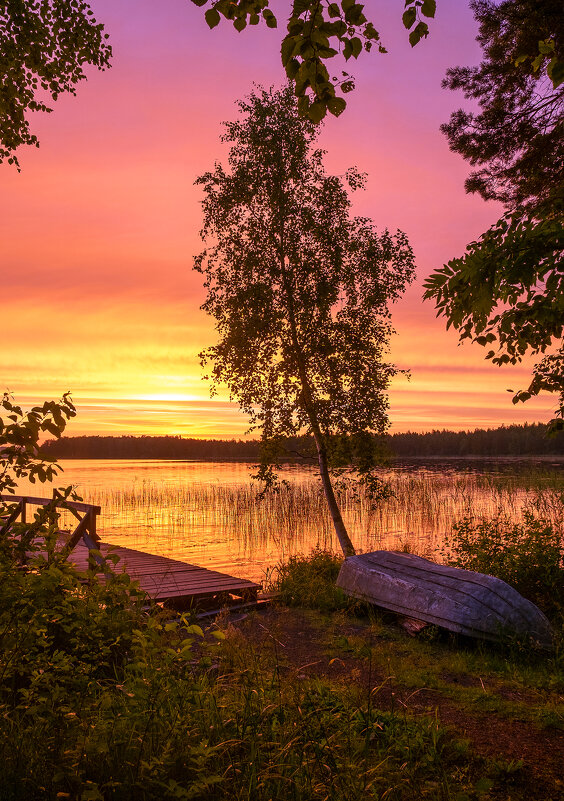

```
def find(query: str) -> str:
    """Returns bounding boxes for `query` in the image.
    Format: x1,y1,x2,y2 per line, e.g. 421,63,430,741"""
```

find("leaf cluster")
440,509,564,620
0,0,111,168
0,523,227,799
194,0,435,122
0,391,76,495
428,1,564,431
423,195,563,430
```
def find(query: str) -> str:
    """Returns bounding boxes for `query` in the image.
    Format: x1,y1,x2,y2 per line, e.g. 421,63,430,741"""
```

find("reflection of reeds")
74,467,563,581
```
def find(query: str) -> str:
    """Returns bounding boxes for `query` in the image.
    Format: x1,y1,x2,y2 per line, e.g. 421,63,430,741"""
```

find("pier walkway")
1,494,260,610
71,541,260,609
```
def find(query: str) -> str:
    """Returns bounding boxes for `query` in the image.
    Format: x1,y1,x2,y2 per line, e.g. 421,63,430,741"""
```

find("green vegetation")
6,528,559,800
196,0,435,122
440,511,564,623
0,526,488,800
0,1,112,168
3,398,564,797
425,0,564,431
267,548,349,611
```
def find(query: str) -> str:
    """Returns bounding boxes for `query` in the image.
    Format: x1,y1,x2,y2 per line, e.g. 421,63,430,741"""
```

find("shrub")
266,548,353,611
440,510,564,620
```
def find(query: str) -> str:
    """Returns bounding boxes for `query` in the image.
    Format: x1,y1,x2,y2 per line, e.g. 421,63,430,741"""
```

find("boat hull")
336,551,554,648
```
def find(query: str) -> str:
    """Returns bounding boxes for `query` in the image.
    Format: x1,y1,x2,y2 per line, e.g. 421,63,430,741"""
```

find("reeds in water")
75,465,563,581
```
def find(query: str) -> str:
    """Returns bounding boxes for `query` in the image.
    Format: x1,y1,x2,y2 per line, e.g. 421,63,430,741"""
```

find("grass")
265,547,350,611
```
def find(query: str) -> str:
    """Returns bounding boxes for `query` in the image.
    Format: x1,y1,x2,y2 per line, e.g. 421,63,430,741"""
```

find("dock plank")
69,541,260,609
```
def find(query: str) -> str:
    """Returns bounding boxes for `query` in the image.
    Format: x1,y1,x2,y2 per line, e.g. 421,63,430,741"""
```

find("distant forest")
41,422,564,460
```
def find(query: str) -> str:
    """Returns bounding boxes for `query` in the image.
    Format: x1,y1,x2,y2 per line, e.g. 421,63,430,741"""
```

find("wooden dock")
71,541,260,610
1,494,260,611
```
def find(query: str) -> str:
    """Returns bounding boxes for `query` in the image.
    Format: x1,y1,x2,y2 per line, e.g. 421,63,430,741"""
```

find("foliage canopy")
441,0,563,209
0,0,111,168
192,0,437,122
0,391,76,496
425,0,564,430
195,85,415,555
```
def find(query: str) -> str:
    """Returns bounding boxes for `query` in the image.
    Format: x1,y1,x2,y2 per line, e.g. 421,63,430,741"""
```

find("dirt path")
231,607,564,799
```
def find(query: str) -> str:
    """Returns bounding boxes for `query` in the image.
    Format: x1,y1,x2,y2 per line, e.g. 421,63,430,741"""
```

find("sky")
0,0,556,438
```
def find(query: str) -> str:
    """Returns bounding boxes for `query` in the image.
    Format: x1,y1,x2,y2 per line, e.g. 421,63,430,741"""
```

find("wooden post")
88,508,100,543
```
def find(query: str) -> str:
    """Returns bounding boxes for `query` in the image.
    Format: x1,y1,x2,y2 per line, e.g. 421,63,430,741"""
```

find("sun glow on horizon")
2,1,557,439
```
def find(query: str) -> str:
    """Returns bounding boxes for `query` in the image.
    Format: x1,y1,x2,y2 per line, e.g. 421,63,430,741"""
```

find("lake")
16,458,564,583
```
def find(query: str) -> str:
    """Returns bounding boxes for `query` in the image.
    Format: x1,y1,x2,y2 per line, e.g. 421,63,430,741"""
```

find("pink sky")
0,0,556,437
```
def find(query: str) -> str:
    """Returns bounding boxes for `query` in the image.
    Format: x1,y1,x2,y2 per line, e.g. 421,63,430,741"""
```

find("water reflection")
16,458,564,583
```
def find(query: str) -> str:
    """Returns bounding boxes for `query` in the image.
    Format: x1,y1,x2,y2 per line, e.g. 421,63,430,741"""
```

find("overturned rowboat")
337,551,554,649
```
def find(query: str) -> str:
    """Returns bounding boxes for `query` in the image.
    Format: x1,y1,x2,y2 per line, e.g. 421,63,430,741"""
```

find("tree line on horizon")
41,422,564,461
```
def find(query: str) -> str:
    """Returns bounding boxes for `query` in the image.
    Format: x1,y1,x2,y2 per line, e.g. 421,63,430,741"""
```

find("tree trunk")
277,254,356,557
312,431,356,557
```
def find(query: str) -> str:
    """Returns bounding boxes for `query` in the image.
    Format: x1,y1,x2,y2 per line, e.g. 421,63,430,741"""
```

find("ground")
224,605,564,800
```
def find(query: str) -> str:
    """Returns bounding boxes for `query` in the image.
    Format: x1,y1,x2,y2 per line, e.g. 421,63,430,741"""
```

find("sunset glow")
1,0,556,437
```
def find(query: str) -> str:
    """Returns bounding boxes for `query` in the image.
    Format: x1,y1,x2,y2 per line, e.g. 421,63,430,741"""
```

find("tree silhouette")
195,86,415,556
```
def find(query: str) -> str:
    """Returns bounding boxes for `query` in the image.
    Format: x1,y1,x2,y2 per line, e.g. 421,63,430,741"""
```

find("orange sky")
1,1,556,437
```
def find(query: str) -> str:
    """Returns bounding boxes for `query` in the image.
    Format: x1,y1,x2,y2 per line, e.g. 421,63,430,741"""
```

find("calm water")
16,458,564,583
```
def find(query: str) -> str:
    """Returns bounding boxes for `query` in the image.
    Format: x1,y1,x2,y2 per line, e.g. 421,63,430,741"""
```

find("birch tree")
195,85,415,557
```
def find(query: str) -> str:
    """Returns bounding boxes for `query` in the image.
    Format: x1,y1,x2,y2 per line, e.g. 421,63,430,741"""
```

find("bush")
440,510,564,620
266,548,353,612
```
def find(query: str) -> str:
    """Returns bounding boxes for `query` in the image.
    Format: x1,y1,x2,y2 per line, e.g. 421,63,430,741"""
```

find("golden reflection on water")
16,459,564,583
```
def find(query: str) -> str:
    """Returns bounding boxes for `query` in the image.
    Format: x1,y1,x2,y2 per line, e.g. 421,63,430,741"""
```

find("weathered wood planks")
71,542,260,609
337,551,554,648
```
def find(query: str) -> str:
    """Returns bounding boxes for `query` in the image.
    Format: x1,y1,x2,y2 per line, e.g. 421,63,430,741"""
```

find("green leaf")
285,58,300,79
263,9,278,28
344,4,366,26
328,3,340,17
421,0,436,18
327,96,346,116
548,58,564,88
363,22,379,40
409,20,428,46
205,8,221,28
281,35,298,66
184,624,204,637
402,7,416,29
350,37,362,58
538,38,555,55
308,100,327,123
297,94,310,113
233,16,246,31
